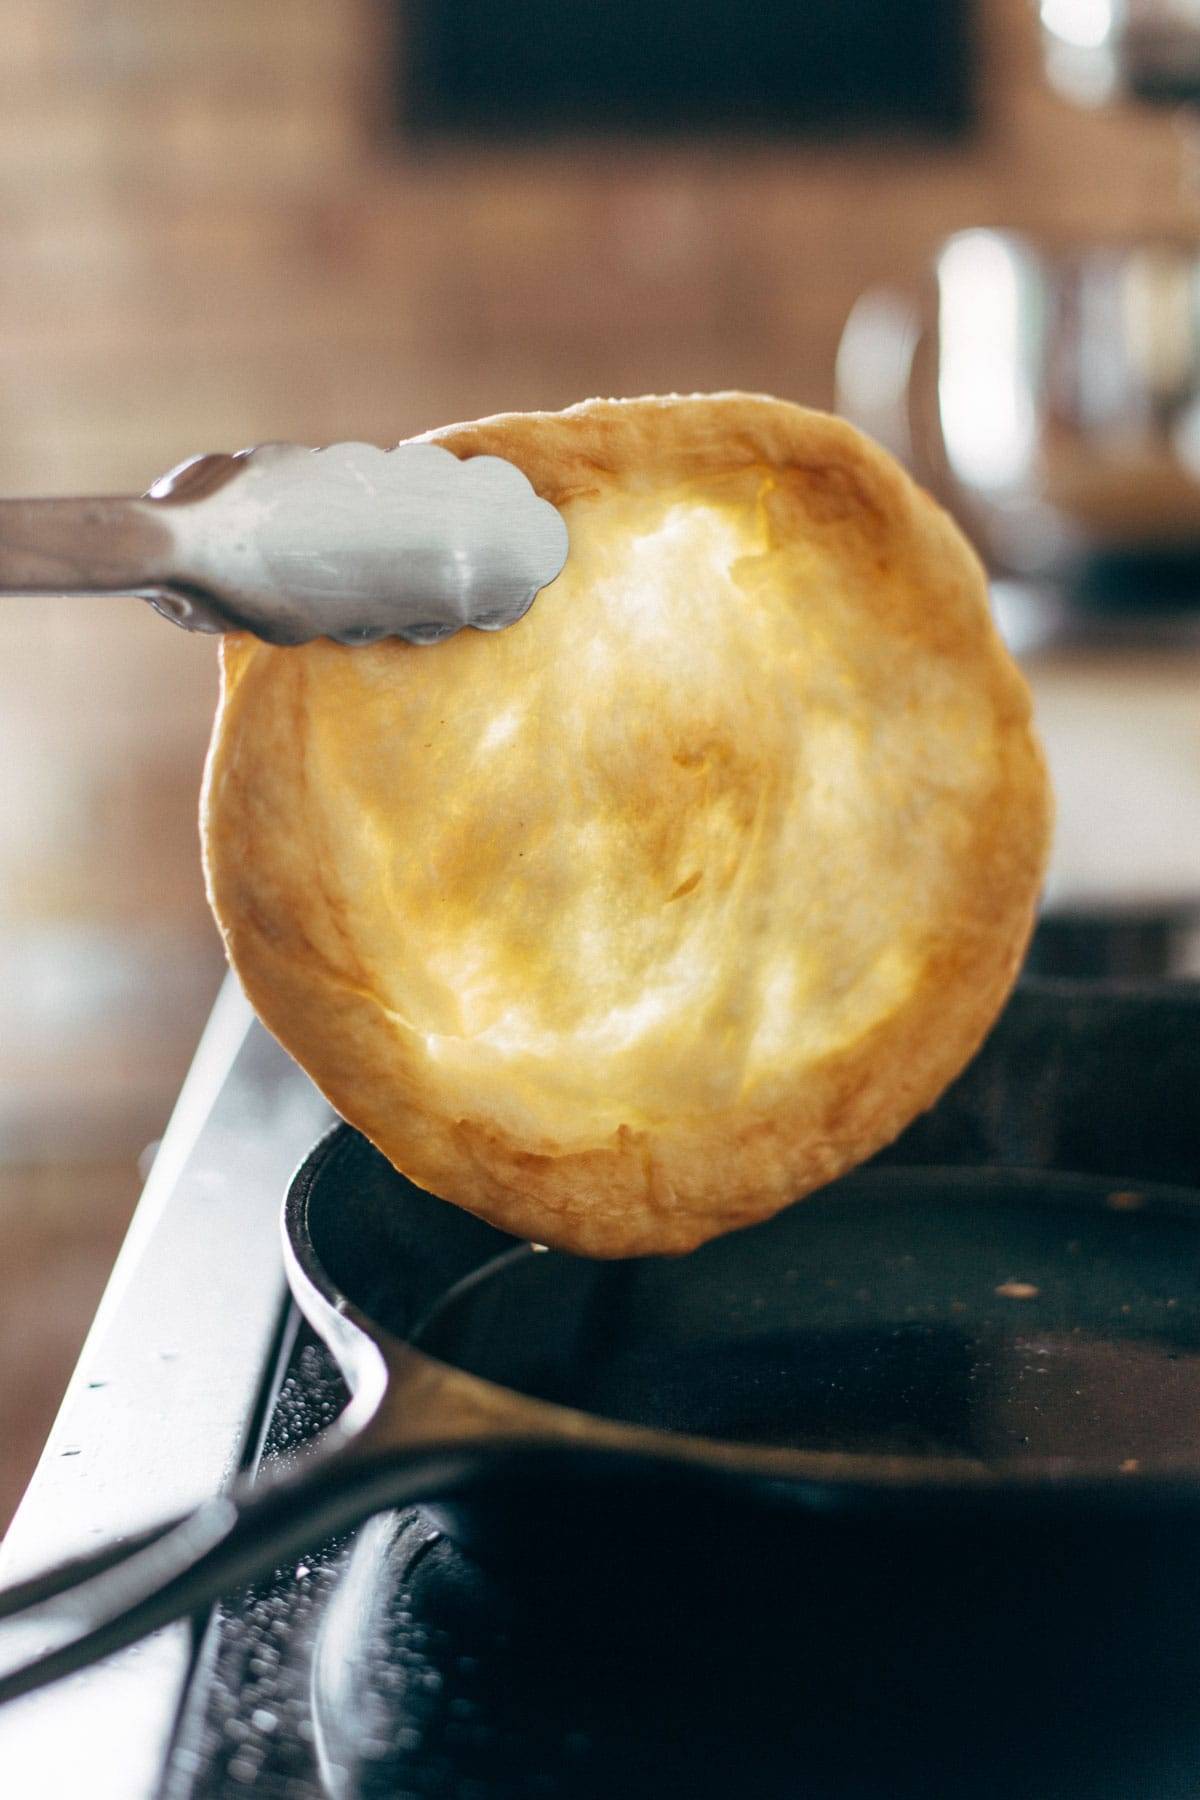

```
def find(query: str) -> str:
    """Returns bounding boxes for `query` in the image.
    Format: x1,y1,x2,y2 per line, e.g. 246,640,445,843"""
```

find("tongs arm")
0,497,172,596
0,442,569,646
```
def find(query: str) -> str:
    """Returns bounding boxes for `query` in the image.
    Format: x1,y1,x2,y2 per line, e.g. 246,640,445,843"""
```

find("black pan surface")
314,1143,1200,1477
290,1133,1200,1800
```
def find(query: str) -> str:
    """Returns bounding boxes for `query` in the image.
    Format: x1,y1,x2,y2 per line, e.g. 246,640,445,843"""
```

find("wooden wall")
0,0,1194,501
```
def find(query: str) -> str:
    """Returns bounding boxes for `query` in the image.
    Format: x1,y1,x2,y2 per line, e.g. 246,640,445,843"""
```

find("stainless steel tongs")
0,441,569,645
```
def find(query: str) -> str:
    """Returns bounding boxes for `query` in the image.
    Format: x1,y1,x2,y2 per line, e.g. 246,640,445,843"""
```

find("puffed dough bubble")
202,393,1052,1256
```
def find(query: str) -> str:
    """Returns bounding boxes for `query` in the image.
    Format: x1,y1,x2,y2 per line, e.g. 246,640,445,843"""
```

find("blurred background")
3,0,1200,1527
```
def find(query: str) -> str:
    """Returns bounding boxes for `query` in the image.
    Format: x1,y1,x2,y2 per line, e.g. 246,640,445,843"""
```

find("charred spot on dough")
667,872,703,902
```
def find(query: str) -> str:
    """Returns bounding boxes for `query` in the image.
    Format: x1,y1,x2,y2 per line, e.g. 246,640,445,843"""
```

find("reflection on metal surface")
937,232,1037,493
1040,0,1122,103
837,231,1200,581
0,978,332,1800
310,1513,403,1800
1041,0,1118,52
833,289,923,467
1041,0,1200,107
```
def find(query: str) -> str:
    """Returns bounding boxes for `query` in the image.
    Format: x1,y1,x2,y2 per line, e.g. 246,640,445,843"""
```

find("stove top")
3,973,1200,1798
166,1329,832,1800
165,1329,885,1800
159,1321,1200,1800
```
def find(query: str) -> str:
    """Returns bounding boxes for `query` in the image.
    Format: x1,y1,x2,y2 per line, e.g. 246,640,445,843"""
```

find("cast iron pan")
5,1081,1200,1730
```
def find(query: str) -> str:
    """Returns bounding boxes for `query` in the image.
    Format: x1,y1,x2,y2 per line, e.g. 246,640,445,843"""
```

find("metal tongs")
0,442,569,645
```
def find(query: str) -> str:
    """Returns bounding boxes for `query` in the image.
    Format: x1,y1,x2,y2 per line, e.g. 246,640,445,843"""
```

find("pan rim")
282,1122,1200,1510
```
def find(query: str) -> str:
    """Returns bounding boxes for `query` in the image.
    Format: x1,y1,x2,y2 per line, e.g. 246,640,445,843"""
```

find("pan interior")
408,1169,1200,1470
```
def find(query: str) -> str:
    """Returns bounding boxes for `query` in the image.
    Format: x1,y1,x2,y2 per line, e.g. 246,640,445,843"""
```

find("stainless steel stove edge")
0,975,332,1800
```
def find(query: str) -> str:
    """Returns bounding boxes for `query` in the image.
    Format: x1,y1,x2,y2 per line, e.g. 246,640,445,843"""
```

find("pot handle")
0,1439,552,1706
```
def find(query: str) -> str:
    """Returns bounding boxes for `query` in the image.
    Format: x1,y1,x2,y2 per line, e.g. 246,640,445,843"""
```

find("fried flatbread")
203,394,1051,1255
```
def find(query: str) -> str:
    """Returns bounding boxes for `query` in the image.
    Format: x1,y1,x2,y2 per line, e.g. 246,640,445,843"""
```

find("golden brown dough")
202,394,1052,1256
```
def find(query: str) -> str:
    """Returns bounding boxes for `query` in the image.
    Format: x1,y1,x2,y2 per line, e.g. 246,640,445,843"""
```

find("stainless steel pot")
835,228,1200,578
1038,0,1200,109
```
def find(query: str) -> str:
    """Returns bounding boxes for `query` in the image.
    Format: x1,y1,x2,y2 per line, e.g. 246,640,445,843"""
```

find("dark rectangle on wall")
397,0,976,140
